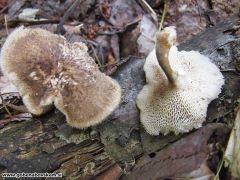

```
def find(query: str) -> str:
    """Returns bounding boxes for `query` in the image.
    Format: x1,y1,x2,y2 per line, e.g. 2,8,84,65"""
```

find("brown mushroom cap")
1,26,121,128
137,26,224,135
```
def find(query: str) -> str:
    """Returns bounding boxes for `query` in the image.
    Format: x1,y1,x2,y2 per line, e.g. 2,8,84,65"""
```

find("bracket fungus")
0,26,121,128
137,26,224,135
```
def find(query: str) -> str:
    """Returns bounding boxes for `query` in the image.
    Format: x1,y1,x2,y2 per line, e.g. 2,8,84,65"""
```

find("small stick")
213,151,225,180
0,92,19,96
5,103,29,113
210,38,240,55
13,19,60,26
89,44,104,72
97,18,141,36
4,14,9,35
220,69,238,73
137,0,158,23
0,0,15,14
0,94,12,118
99,55,142,68
159,0,168,30
0,4,8,14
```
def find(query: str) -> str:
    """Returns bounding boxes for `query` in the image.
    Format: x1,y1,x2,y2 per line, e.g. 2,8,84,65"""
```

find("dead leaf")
18,8,47,22
120,14,157,57
137,15,157,56
0,0,7,9
87,24,99,39
94,34,120,73
123,123,230,179
180,162,214,180
166,0,209,43
100,0,111,19
101,0,143,28
107,51,116,65
120,23,140,57
208,0,240,25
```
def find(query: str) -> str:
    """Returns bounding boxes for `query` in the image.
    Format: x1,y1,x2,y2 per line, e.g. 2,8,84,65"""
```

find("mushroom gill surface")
137,26,224,135
0,26,121,128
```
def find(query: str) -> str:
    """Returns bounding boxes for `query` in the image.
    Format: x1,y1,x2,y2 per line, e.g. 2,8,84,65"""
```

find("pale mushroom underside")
137,47,224,135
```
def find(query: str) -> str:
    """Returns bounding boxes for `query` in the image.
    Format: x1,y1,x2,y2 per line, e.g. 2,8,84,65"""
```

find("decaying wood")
0,112,115,179
0,15,239,179
122,123,230,179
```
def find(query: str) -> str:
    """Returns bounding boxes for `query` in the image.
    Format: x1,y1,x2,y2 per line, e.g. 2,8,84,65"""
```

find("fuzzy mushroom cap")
137,26,224,135
1,26,121,128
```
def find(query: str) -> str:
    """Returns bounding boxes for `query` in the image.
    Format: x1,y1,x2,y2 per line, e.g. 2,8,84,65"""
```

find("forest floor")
0,0,239,179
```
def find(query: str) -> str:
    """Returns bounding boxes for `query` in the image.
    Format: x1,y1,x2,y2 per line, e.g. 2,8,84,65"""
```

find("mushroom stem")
137,26,224,135
155,28,176,85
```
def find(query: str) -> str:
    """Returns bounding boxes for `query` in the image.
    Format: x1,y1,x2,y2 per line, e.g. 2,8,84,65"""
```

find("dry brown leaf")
123,123,230,179
101,0,143,28
87,24,99,39
209,0,240,25
100,0,111,19
166,0,209,43
107,51,116,65
0,0,7,8
180,162,214,180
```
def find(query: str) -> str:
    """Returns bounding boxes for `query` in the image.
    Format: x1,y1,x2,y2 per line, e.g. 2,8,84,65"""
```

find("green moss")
55,124,90,144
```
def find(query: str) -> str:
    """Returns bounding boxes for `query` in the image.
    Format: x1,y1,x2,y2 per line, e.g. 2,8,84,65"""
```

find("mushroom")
137,26,224,135
0,26,121,128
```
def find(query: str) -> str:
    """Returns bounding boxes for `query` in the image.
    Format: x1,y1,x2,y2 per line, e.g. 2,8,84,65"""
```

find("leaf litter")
0,0,239,179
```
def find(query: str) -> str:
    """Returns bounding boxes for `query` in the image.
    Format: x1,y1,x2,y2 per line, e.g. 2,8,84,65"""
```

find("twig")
56,0,84,34
0,94,12,118
0,4,9,14
220,69,238,73
89,44,104,72
5,103,29,113
80,38,105,71
0,92,19,96
210,38,240,55
97,18,141,36
137,0,158,24
9,19,60,26
159,0,168,30
99,55,142,69
99,46,105,66
0,0,15,14
82,39,99,46
0,114,31,127
214,151,225,180
4,15,9,35
3,14,59,27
